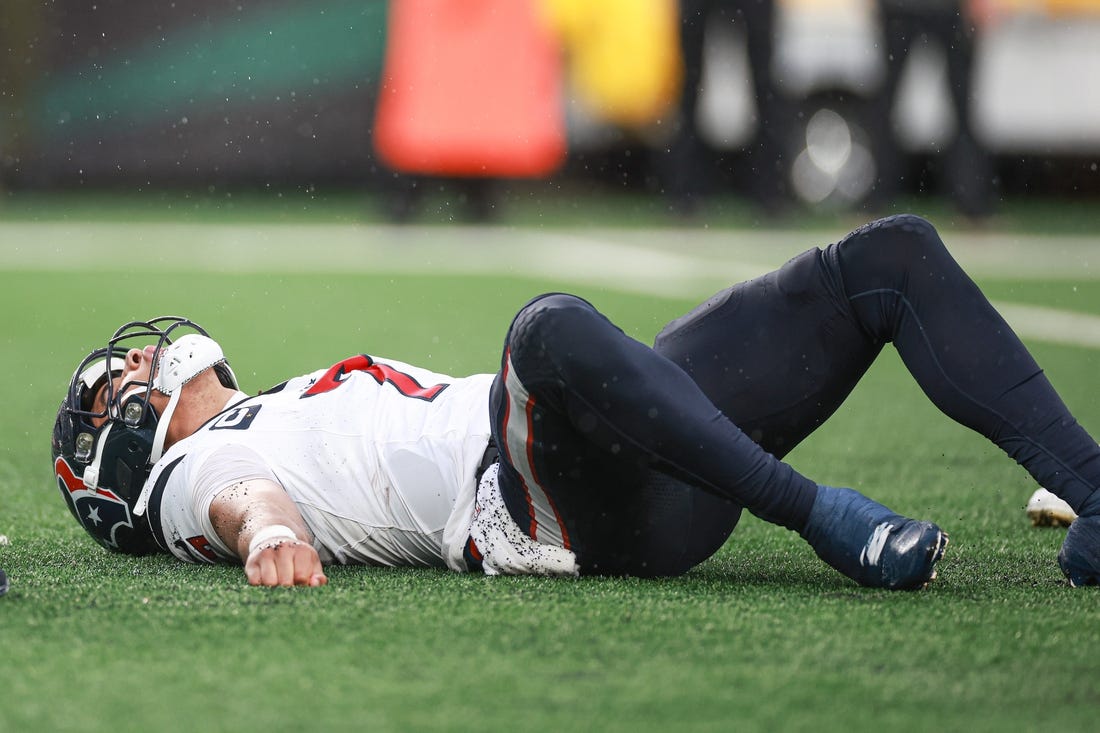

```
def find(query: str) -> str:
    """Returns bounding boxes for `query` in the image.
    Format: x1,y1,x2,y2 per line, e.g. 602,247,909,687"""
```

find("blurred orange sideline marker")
373,0,566,178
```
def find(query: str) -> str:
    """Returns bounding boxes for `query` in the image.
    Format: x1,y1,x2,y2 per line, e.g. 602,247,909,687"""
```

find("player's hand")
245,537,328,587
1058,514,1100,587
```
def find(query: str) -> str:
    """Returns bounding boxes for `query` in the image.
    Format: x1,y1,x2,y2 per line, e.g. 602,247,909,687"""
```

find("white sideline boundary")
4,220,1100,348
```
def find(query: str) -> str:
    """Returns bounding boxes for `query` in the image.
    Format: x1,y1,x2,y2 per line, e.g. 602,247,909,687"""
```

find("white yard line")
989,302,1100,350
5,221,1100,347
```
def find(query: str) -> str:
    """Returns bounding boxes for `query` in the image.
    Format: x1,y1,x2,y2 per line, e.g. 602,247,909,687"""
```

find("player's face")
89,346,159,427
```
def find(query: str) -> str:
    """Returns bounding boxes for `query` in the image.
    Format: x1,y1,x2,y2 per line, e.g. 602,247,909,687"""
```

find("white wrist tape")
247,524,299,556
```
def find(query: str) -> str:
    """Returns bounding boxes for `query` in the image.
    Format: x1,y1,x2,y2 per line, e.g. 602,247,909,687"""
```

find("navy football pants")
488,215,1100,576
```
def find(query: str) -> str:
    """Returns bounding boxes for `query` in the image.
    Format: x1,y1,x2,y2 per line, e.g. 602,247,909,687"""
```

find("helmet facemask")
52,317,237,555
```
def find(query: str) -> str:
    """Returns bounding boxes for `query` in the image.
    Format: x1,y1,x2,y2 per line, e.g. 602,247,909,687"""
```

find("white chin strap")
82,423,111,491
149,390,183,468
149,334,228,466
132,389,182,517
134,334,229,516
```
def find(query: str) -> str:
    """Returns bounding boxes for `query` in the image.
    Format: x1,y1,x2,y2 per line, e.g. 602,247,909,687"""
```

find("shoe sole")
1027,507,1076,528
917,530,950,590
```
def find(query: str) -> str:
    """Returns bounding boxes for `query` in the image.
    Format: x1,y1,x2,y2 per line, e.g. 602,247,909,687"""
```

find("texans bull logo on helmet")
55,455,148,553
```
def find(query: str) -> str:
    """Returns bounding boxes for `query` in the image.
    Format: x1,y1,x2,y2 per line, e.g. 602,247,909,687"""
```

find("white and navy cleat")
866,519,949,590
804,486,949,590
1026,488,1077,528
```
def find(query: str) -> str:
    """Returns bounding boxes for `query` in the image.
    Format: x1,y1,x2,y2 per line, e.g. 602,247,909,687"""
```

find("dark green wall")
2,0,389,186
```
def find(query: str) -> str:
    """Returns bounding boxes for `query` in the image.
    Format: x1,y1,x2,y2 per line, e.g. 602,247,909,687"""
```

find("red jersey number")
303,354,449,402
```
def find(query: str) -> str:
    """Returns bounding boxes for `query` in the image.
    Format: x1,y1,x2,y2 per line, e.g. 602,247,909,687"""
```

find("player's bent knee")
507,293,603,362
840,214,951,280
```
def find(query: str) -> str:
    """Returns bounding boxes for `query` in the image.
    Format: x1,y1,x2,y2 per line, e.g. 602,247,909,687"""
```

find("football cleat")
803,486,948,590
1057,490,1100,587
1058,514,1100,587
868,519,950,590
1026,488,1077,528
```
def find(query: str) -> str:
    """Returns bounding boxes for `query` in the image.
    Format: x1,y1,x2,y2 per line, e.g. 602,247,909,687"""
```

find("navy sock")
801,486,905,581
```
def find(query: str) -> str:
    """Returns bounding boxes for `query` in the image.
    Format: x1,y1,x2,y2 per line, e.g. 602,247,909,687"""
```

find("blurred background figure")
869,0,998,219
662,0,791,217
546,0,683,133
543,0,686,209
372,0,566,222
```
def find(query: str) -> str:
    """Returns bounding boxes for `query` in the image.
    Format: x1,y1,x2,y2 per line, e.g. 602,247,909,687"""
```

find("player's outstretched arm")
209,478,328,588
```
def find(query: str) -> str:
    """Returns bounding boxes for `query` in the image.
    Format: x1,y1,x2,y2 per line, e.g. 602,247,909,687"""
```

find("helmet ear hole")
114,459,135,500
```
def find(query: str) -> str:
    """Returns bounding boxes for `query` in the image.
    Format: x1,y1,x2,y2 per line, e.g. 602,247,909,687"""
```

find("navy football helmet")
51,317,238,555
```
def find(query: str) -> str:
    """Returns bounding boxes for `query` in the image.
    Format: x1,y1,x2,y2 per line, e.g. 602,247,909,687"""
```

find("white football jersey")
141,355,494,573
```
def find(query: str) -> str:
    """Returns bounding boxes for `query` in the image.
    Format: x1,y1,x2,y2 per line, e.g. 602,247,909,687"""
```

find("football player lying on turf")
52,215,1100,589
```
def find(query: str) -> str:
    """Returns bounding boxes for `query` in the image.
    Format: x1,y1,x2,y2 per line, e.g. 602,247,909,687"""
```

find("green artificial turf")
1,207,1099,732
